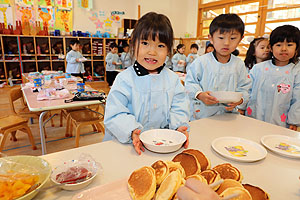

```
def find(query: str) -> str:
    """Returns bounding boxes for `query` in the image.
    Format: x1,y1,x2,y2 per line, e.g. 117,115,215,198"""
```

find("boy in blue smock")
105,42,121,86
185,14,251,120
66,40,85,80
104,12,190,155
120,43,132,69
186,43,199,72
172,44,186,72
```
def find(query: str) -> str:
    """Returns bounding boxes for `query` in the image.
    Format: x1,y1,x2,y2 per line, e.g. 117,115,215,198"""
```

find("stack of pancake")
127,149,269,200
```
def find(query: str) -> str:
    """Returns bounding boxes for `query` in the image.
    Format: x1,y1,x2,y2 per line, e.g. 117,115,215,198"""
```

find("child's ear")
208,34,213,44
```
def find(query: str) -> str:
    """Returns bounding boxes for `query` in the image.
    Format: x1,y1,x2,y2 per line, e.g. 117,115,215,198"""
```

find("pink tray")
72,178,131,200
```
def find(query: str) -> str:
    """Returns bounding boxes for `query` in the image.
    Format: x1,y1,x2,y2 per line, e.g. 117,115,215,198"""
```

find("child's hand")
112,61,117,65
177,126,189,148
131,129,145,155
197,91,219,105
177,178,221,200
225,98,243,111
289,125,297,131
76,58,80,62
238,109,245,115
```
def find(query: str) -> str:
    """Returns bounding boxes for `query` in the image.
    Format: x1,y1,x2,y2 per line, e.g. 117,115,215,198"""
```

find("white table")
37,114,300,200
22,86,102,155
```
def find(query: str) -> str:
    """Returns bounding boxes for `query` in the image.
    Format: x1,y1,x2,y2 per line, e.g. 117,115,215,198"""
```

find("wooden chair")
9,87,54,139
0,115,36,152
66,109,105,147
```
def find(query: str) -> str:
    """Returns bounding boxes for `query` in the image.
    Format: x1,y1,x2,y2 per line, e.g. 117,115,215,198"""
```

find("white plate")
140,129,186,153
211,137,267,162
210,91,242,103
261,135,300,159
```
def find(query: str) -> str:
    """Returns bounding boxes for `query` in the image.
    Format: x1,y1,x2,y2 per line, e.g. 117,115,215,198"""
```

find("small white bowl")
140,129,186,153
50,159,99,191
210,91,243,103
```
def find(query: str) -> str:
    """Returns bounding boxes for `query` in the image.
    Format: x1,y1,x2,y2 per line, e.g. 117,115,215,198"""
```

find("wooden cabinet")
0,35,130,84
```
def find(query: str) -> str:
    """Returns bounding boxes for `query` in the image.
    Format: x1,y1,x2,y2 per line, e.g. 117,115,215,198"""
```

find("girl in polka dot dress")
246,25,300,130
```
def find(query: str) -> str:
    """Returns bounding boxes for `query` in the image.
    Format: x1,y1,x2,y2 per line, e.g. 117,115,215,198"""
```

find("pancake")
172,153,201,177
128,166,156,200
155,170,182,200
166,161,186,178
185,174,207,185
220,187,252,200
200,169,221,191
183,149,211,171
213,163,243,182
217,179,244,195
151,160,169,186
243,184,270,200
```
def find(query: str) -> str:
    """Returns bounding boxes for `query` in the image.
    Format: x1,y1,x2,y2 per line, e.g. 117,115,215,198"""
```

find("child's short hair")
122,42,129,48
109,42,118,49
270,25,300,64
190,43,199,50
70,39,80,46
130,12,174,57
209,14,244,37
177,44,185,51
244,37,269,70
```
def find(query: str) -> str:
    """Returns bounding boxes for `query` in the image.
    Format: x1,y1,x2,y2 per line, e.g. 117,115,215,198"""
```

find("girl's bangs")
140,28,170,45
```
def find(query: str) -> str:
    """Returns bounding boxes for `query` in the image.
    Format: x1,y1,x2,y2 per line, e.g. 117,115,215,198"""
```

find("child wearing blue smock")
105,42,121,86
246,25,300,130
104,12,190,155
186,43,199,72
185,14,251,120
120,43,132,69
66,39,85,80
172,44,186,72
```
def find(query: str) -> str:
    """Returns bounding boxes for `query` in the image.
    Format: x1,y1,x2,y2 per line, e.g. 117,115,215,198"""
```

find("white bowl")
140,129,186,153
50,158,99,191
0,155,51,200
210,91,243,103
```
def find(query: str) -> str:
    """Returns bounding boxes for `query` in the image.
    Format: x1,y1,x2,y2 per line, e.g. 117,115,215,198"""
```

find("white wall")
73,0,198,38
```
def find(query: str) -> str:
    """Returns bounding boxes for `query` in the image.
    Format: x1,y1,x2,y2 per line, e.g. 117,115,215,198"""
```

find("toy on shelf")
92,41,103,55
3,24,13,34
38,22,48,36
53,41,63,54
82,43,91,54
0,23,4,34
103,32,110,38
22,21,30,35
92,31,102,38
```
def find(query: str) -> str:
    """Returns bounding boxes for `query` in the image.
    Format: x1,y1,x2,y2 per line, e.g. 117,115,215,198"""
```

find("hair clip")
262,34,269,39
247,36,254,43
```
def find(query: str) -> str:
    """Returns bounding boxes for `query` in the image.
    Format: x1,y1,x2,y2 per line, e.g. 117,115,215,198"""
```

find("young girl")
104,12,190,155
244,37,270,71
172,44,186,72
120,43,132,69
186,43,199,72
246,25,300,130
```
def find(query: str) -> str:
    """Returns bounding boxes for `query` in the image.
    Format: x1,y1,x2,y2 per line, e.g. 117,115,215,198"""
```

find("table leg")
39,111,48,155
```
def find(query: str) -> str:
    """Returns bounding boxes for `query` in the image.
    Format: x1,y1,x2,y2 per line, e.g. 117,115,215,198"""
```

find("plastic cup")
77,83,85,92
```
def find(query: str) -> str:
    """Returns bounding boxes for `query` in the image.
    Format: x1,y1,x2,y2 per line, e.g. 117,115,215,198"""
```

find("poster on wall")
77,0,92,10
38,7,55,29
15,5,35,25
0,5,13,28
55,0,72,9
38,0,54,7
0,0,10,4
55,8,72,32
15,0,33,6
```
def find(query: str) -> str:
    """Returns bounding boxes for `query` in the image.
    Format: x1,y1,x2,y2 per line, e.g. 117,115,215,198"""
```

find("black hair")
209,14,244,37
244,37,269,70
122,42,129,48
130,12,174,57
270,25,300,64
232,49,239,56
176,44,185,52
109,42,118,49
190,43,199,50
69,39,80,46
205,43,214,53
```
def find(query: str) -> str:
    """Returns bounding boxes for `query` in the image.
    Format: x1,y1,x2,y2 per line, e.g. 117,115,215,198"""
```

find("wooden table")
22,86,102,155
37,114,300,200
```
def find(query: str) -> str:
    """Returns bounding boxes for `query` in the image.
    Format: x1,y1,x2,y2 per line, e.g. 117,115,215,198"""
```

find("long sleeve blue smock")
105,52,120,71
66,50,85,73
186,53,199,72
185,52,251,120
172,53,186,72
246,60,300,127
120,52,132,69
103,66,190,143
